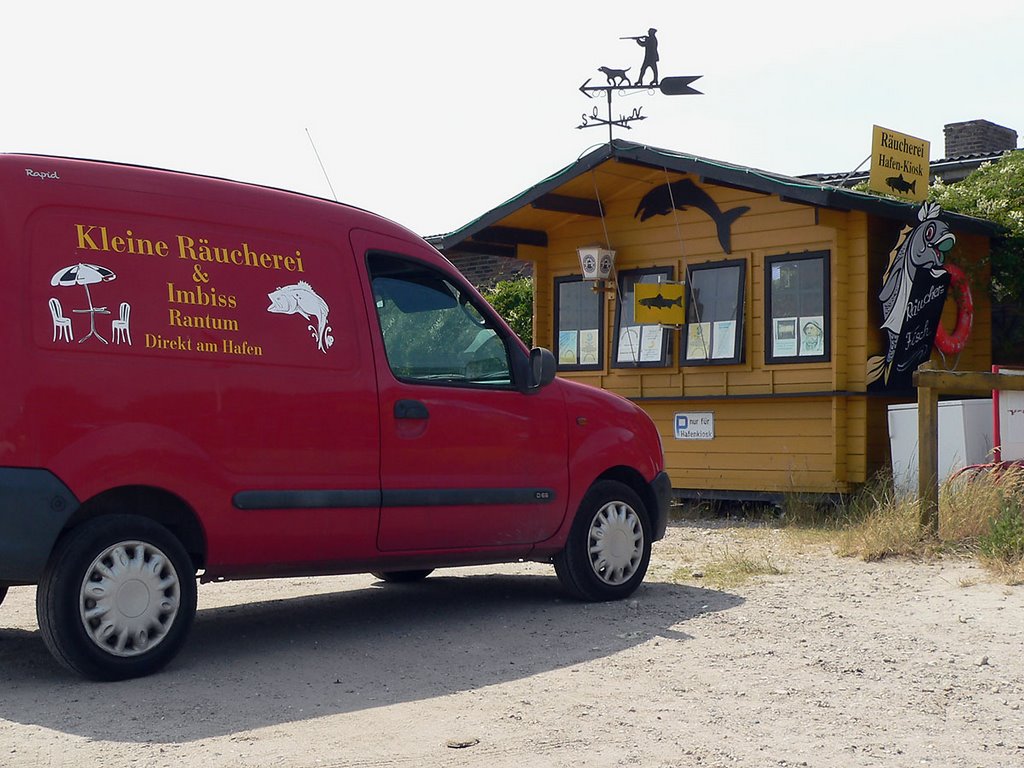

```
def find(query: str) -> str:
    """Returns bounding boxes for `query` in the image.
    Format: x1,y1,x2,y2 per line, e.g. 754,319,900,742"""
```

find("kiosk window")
554,276,603,370
613,267,674,368
765,251,830,364
684,259,745,365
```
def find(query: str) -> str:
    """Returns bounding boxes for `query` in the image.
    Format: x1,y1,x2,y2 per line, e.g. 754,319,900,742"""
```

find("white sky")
4,1,1022,237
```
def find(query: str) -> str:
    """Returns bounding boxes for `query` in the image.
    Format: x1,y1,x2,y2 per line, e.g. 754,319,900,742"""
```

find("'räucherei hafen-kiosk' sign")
869,125,929,203
867,202,955,391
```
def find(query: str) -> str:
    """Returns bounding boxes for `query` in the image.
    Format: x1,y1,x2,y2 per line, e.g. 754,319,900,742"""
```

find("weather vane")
577,28,702,142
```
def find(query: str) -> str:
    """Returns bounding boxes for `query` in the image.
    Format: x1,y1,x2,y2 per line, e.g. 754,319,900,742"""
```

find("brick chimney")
943,120,1018,158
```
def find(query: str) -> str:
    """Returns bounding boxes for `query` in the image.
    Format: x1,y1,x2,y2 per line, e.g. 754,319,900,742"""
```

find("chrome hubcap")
79,540,181,657
588,500,644,585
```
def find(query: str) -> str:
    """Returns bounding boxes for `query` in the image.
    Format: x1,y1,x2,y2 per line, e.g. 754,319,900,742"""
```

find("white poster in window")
686,322,711,360
773,317,798,357
712,320,737,359
799,316,824,356
558,331,578,365
639,325,664,362
579,329,600,365
617,325,642,363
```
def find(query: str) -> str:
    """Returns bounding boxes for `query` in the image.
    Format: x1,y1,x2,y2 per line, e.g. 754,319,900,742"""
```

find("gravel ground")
1,520,1022,767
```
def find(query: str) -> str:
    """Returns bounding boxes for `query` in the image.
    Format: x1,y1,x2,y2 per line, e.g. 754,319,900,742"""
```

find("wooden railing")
912,364,1024,534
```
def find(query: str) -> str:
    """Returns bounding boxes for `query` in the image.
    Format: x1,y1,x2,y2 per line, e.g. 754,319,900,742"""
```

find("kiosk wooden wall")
527,172,991,498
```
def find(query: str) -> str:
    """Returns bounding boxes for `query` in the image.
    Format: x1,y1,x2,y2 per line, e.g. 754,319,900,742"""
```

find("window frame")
682,258,746,367
763,250,831,365
612,266,675,369
553,274,605,372
366,250,518,390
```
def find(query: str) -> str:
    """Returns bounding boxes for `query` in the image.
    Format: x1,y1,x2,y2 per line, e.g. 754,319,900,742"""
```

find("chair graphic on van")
112,302,132,345
49,297,73,342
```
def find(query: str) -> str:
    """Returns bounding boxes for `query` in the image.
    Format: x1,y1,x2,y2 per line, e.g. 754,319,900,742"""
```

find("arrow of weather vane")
577,28,702,142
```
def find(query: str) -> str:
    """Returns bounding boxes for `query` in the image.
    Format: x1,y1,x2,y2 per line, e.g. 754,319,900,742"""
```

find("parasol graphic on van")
50,263,117,344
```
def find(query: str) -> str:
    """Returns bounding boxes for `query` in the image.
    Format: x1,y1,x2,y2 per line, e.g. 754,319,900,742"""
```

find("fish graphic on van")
267,281,334,353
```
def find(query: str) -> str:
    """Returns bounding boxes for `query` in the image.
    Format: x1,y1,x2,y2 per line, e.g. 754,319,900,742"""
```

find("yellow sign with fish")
869,125,929,202
634,282,685,325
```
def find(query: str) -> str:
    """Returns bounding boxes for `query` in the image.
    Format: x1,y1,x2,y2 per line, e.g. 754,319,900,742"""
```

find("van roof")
3,153,413,235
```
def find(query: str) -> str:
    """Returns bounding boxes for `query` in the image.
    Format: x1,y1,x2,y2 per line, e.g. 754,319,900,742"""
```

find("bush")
978,496,1024,563
484,277,533,346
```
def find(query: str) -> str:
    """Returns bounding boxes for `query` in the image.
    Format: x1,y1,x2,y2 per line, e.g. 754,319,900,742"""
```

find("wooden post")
917,372,940,536
912,366,1024,537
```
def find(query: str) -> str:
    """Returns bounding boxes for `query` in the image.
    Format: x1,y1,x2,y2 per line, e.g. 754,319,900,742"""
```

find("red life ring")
933,262,973,355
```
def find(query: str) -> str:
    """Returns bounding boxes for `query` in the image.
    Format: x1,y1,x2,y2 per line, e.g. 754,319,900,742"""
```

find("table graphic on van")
266,281,334,353
49,262,129,346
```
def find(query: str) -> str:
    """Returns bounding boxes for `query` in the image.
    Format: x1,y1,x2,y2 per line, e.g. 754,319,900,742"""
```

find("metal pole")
606,89,614,144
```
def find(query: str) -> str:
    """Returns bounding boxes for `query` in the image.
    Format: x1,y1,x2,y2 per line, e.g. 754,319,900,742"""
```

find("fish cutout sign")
634,282,685,325
866,202,955,390
267,281,335,353
634,178,749,254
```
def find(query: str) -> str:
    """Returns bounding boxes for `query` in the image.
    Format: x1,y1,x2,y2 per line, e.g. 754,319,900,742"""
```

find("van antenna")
305,128,338,202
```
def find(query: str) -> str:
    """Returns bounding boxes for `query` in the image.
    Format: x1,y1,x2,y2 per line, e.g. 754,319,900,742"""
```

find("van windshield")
369,253,512,387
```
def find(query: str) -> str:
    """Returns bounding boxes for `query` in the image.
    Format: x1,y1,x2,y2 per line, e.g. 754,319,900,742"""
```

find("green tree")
485,277,534,346
930,152,1024,364
929,151,1024,301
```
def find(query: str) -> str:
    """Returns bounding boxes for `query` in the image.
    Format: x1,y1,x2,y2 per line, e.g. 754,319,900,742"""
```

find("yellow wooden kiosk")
432,140,999,501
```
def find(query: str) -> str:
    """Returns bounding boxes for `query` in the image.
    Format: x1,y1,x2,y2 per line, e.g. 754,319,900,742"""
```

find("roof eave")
431,140,1001,250
429,143,616,252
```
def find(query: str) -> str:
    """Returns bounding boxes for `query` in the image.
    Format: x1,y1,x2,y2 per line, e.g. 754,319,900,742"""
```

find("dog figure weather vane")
577,28,702,143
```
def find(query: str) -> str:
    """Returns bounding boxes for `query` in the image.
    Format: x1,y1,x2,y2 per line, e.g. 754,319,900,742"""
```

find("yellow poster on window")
634,282,685,325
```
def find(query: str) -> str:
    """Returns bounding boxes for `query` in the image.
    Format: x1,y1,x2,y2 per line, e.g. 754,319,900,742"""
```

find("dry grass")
666,469,1024,586
671,544,785,589
979,558,1024,585
833,467,1024,583
833,483,929,560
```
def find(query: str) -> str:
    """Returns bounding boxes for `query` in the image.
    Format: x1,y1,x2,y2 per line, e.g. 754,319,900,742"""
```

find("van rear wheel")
36,516,197,681
554,480,652,602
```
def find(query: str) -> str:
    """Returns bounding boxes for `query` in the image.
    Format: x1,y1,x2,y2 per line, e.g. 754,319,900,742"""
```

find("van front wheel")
554,480,652,602
36,516,197,681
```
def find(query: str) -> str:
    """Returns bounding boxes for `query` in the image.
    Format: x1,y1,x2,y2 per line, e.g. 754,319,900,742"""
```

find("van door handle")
394,399,429,420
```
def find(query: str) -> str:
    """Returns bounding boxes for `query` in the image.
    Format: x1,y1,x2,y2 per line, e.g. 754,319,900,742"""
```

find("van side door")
351,230,569,552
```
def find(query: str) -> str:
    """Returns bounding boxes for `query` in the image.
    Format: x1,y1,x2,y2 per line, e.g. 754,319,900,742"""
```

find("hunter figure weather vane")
578,28,702,142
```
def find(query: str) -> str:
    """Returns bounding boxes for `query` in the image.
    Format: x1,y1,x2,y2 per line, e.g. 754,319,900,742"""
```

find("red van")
0,156,670,680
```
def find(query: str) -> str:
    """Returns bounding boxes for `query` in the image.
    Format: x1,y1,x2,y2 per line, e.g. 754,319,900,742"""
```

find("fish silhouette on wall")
267,281,335,353
866,201,955,389
634,178,750,254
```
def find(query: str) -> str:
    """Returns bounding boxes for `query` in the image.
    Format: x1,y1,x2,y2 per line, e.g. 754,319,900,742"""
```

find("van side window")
368,253,513,387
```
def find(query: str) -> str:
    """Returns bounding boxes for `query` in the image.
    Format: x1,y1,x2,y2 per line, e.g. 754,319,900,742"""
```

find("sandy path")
1,521,1022,767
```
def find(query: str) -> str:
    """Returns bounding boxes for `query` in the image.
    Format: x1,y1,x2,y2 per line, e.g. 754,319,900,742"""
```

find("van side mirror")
527,347,556,392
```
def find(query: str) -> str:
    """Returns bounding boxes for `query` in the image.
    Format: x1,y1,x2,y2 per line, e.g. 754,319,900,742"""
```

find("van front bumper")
649,470,672,541
0,468,79,583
